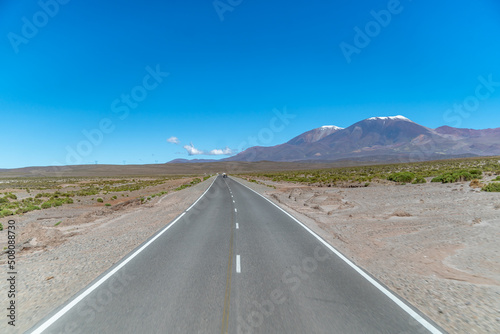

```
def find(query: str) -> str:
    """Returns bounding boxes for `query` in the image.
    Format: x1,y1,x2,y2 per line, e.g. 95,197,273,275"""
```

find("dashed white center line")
234,208,237,213
236,223,239,229
236,255,241,273
233,200,235,203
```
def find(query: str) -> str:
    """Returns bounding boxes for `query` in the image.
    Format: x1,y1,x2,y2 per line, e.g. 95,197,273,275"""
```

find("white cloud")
181,142,235,156
167,136,180,144
208,147,234,155
183,143,204,155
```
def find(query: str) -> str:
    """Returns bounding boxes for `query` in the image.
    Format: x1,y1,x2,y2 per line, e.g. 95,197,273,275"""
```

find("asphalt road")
29,176,445,333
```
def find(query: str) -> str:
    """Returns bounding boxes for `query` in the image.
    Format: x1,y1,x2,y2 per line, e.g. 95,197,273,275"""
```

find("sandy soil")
236,177,500,334
0,177,213,333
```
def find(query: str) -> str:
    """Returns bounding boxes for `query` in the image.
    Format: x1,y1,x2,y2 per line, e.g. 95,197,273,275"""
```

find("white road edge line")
236,223,239,229
231,178,443,334
32,177,218,334
236,255,241,273
186,177,218,212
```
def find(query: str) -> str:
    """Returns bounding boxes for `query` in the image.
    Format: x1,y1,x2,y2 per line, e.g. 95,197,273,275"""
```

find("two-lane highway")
30,175,445,333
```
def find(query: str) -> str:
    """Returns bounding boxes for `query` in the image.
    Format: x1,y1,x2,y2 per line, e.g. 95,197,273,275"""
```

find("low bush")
387,172,415,183
175,184,191,191
412,176,426,184
190,178,202,185
0,209,14,217
96,198,104,203
41,202,52,209
15,205,41,215
431,170,475,183
4,193,17,200
469,169,482,177
482,182,500,192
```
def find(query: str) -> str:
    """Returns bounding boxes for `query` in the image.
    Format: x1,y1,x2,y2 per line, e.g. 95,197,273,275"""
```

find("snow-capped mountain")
223,116,500,163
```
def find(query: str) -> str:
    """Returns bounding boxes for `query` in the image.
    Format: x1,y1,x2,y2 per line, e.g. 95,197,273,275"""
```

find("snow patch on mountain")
366,115,412,121
320,125,344,130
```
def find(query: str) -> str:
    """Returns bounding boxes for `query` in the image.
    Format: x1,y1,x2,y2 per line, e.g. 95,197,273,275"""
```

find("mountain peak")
366,115,412,122
287,125,343,145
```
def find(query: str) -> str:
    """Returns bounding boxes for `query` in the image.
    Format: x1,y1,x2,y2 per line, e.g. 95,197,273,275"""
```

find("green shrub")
412,176,426,184
2,203,18,210
112,195,117,200
482,182,500,192
0,209,14,217
105,203,111,206
494,176,500,181
0,197,8,204
54,221,61,226
96,198,104,203
16,208,27,215
175,184,191,191
0,223,2,231
387,172,415,183
469,169,482,177
15,205,40,214
190,178,202,185
431,170,474,183
41,202,52,209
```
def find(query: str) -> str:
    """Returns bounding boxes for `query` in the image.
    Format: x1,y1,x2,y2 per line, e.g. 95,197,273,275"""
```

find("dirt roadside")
0,177,214,333
234,177,500,334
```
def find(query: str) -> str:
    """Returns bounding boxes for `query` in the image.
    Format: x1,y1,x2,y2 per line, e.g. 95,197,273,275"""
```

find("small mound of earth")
391,210,412,217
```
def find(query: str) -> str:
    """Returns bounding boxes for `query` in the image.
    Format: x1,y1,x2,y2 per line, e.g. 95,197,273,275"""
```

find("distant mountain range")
168,158,219,164
169,116,500,164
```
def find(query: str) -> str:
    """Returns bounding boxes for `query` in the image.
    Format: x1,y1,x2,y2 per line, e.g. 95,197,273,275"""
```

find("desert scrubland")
1,156,499,333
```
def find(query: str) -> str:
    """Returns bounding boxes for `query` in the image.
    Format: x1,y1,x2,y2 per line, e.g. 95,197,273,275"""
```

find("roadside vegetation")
482,182,500,192
174,177,202,191
0,175,212,218
239,156,500,190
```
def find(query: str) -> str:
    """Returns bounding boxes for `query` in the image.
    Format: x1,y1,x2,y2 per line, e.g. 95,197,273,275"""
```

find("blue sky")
1,0,500,168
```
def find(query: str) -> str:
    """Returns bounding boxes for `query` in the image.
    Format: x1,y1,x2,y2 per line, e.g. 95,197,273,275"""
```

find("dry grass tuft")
469,179,484,188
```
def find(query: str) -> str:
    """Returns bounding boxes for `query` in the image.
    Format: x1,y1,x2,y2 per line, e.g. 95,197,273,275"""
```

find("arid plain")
1,158,499,333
